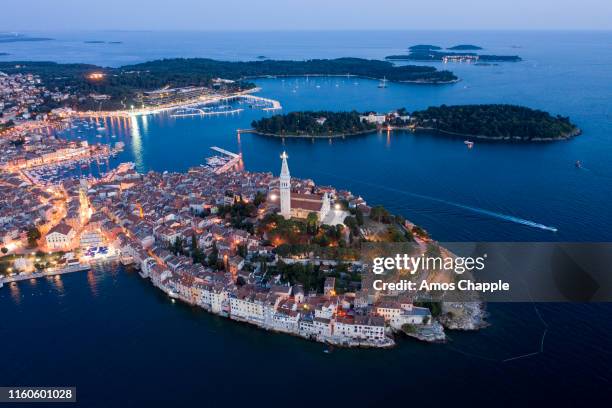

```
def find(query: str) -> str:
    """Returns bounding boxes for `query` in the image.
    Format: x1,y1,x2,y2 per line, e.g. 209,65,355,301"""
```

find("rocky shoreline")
415,127,582,142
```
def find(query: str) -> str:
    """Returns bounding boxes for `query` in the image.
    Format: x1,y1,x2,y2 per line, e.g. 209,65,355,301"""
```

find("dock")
209,147,242,174
170,107,244,118
0,263,90,287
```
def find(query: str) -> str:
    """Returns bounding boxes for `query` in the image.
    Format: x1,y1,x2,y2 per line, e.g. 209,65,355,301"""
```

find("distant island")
0,34,53,43
0,58,457,111
448,44,483,50
251,105,580,141
409,44,442,51
0,53,8,56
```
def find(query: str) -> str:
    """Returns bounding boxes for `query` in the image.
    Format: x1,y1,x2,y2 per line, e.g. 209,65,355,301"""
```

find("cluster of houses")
1,141,432,346
0,170,58,252
67,160,429,347
0,71,71,125
0,134,111,171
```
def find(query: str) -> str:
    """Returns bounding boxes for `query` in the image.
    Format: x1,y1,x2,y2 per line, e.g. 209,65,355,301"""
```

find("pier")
209,146,242,174
234,94,282,111
0,263,90,287
171,108,244,118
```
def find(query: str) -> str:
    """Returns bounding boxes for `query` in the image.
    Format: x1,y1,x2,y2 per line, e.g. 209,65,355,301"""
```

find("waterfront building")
79,229,104,248
335,315,386,343
140,86,208,107
45,222,75,250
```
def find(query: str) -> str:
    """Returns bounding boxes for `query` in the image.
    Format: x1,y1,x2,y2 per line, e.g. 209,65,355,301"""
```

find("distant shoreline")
245,73,459,85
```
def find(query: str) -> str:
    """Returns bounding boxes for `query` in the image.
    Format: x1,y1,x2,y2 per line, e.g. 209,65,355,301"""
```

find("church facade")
278,152,331,222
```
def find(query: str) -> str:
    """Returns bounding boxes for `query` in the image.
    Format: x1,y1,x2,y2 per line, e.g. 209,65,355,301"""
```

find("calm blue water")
2,31,612,406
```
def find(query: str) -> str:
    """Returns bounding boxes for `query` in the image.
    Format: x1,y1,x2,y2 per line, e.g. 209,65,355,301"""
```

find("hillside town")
0,134,481,347
0,70,73,130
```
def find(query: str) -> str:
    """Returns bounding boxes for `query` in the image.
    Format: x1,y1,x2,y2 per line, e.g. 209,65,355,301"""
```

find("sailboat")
378,76,388,88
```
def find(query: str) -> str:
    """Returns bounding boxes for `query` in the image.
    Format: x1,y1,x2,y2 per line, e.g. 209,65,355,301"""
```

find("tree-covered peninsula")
122,57,457,83
252,105,581,141
251,111,376,137
0,58,457,111
410,104,580,141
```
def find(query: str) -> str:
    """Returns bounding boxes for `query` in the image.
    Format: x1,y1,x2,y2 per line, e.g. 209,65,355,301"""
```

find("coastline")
242,73,459,85
249,125,581,142
250,128,378,139
413,126,583,142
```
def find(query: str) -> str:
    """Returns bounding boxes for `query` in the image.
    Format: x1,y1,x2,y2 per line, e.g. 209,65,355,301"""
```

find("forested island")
411,104,580,141
409,45,442,51
252,105,581,141
0,58,457,111
448,44,483,50
252,111,376,137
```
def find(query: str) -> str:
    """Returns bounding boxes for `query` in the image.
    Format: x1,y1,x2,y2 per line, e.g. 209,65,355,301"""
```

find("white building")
45,223,75,250
278,151,332,223
279,151,291,219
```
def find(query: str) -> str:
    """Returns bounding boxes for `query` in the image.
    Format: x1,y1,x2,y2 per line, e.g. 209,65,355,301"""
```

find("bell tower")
280,151,291,219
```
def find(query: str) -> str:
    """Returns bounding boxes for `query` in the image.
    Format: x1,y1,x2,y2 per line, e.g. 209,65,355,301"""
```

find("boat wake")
313,170,558,233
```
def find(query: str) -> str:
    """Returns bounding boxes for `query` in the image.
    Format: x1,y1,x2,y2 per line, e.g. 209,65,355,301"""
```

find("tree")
306,212,319,235
253,191,267,206
237,244,247,258
27,227,41,248
208,241,219,267
370,206,391,223
170,237,184,255
415,301,442,317
355,207,364,226
191,235,205,265
425,242,442,258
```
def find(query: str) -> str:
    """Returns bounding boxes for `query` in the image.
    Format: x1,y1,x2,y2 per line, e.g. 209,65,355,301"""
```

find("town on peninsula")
0,52,576,348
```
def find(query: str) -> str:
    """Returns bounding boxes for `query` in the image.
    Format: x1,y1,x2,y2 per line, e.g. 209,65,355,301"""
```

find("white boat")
464,140,474,149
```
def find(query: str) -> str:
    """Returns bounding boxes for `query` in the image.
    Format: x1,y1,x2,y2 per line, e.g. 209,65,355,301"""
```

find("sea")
1,30,611,406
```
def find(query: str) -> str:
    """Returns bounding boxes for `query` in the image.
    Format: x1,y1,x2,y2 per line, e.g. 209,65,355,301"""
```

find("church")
277,152,331,222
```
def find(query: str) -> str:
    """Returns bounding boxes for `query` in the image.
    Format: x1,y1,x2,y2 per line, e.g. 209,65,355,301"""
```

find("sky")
3,0,612,31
